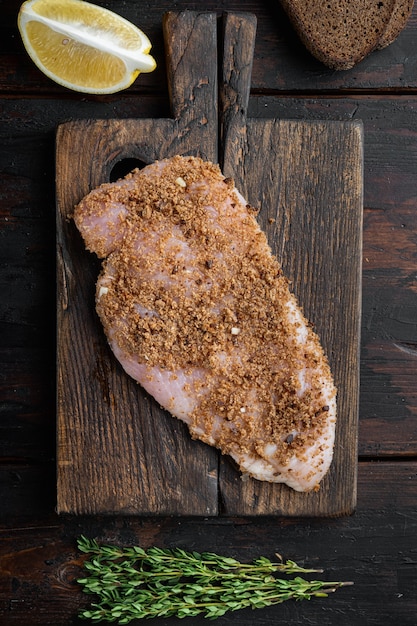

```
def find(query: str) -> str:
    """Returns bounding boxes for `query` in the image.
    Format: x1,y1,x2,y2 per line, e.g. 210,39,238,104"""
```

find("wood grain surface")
2,1,416,624
56,11,220,516
56,12,362,517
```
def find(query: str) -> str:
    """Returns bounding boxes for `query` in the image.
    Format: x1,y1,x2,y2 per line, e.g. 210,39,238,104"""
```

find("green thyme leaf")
77,537,353,622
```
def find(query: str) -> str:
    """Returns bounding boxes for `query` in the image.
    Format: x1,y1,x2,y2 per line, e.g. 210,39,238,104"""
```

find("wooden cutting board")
56,12,362,517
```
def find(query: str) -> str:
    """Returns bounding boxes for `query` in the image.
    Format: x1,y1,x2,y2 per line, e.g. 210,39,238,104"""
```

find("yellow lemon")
18,0,156,94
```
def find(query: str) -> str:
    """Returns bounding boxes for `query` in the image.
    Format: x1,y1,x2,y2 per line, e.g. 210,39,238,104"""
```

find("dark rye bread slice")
279,0,414,70
376,0,414,49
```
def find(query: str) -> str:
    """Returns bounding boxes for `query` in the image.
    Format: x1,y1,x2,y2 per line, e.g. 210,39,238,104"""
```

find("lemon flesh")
18,0,156,94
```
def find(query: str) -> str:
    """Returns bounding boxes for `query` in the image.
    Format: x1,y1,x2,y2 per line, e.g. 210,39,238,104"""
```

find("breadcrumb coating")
74,155,337,491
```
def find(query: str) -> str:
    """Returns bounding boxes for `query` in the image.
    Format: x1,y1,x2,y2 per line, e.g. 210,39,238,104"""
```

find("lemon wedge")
18,0,156,94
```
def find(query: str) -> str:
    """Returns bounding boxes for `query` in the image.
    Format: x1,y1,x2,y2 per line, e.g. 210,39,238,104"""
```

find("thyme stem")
77,536,353,622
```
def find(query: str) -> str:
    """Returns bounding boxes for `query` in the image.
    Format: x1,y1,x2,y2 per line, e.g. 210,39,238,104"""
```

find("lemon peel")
18,0,156,94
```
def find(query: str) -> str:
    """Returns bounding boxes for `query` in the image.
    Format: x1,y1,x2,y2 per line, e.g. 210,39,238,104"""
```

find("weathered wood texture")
1,462,417,626
56,11,220,516
56,13,362,517
247,95,417,456
3,1,417,93
219,14,362,516
1,0,417,623
3,94,414,468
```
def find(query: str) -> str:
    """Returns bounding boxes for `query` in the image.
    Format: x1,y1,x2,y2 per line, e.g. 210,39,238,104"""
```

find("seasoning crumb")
98,286,108,299
175,176,187,188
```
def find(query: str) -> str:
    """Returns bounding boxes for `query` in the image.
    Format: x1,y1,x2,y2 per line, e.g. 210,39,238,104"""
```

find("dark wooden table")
1,1,416,624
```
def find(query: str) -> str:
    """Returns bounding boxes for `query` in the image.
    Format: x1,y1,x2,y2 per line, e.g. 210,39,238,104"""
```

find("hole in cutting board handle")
110,158,147,182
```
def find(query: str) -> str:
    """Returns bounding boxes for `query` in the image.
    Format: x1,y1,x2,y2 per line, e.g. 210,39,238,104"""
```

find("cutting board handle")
162,11,257,166
220,13,257,172
163,11,218,125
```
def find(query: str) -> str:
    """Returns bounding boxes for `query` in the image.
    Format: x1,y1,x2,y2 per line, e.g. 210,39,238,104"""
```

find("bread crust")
279,0,414,70
376,0,414,49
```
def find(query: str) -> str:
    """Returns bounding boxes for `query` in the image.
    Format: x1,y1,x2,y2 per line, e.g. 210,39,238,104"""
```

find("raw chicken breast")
74,155,337,492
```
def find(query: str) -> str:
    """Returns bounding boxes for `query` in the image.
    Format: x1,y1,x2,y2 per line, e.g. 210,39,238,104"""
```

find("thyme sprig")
77,536,352,622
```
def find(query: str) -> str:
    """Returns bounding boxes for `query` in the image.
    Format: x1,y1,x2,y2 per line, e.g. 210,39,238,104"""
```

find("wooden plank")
220,119,363,516
218,13,362,516
1,462,417,625
56,12,219,516
4,1,417,93
56,12,362,516
2,459,416,522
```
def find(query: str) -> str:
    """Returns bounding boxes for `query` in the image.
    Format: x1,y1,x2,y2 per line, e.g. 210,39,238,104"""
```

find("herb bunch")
77,536,352,622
